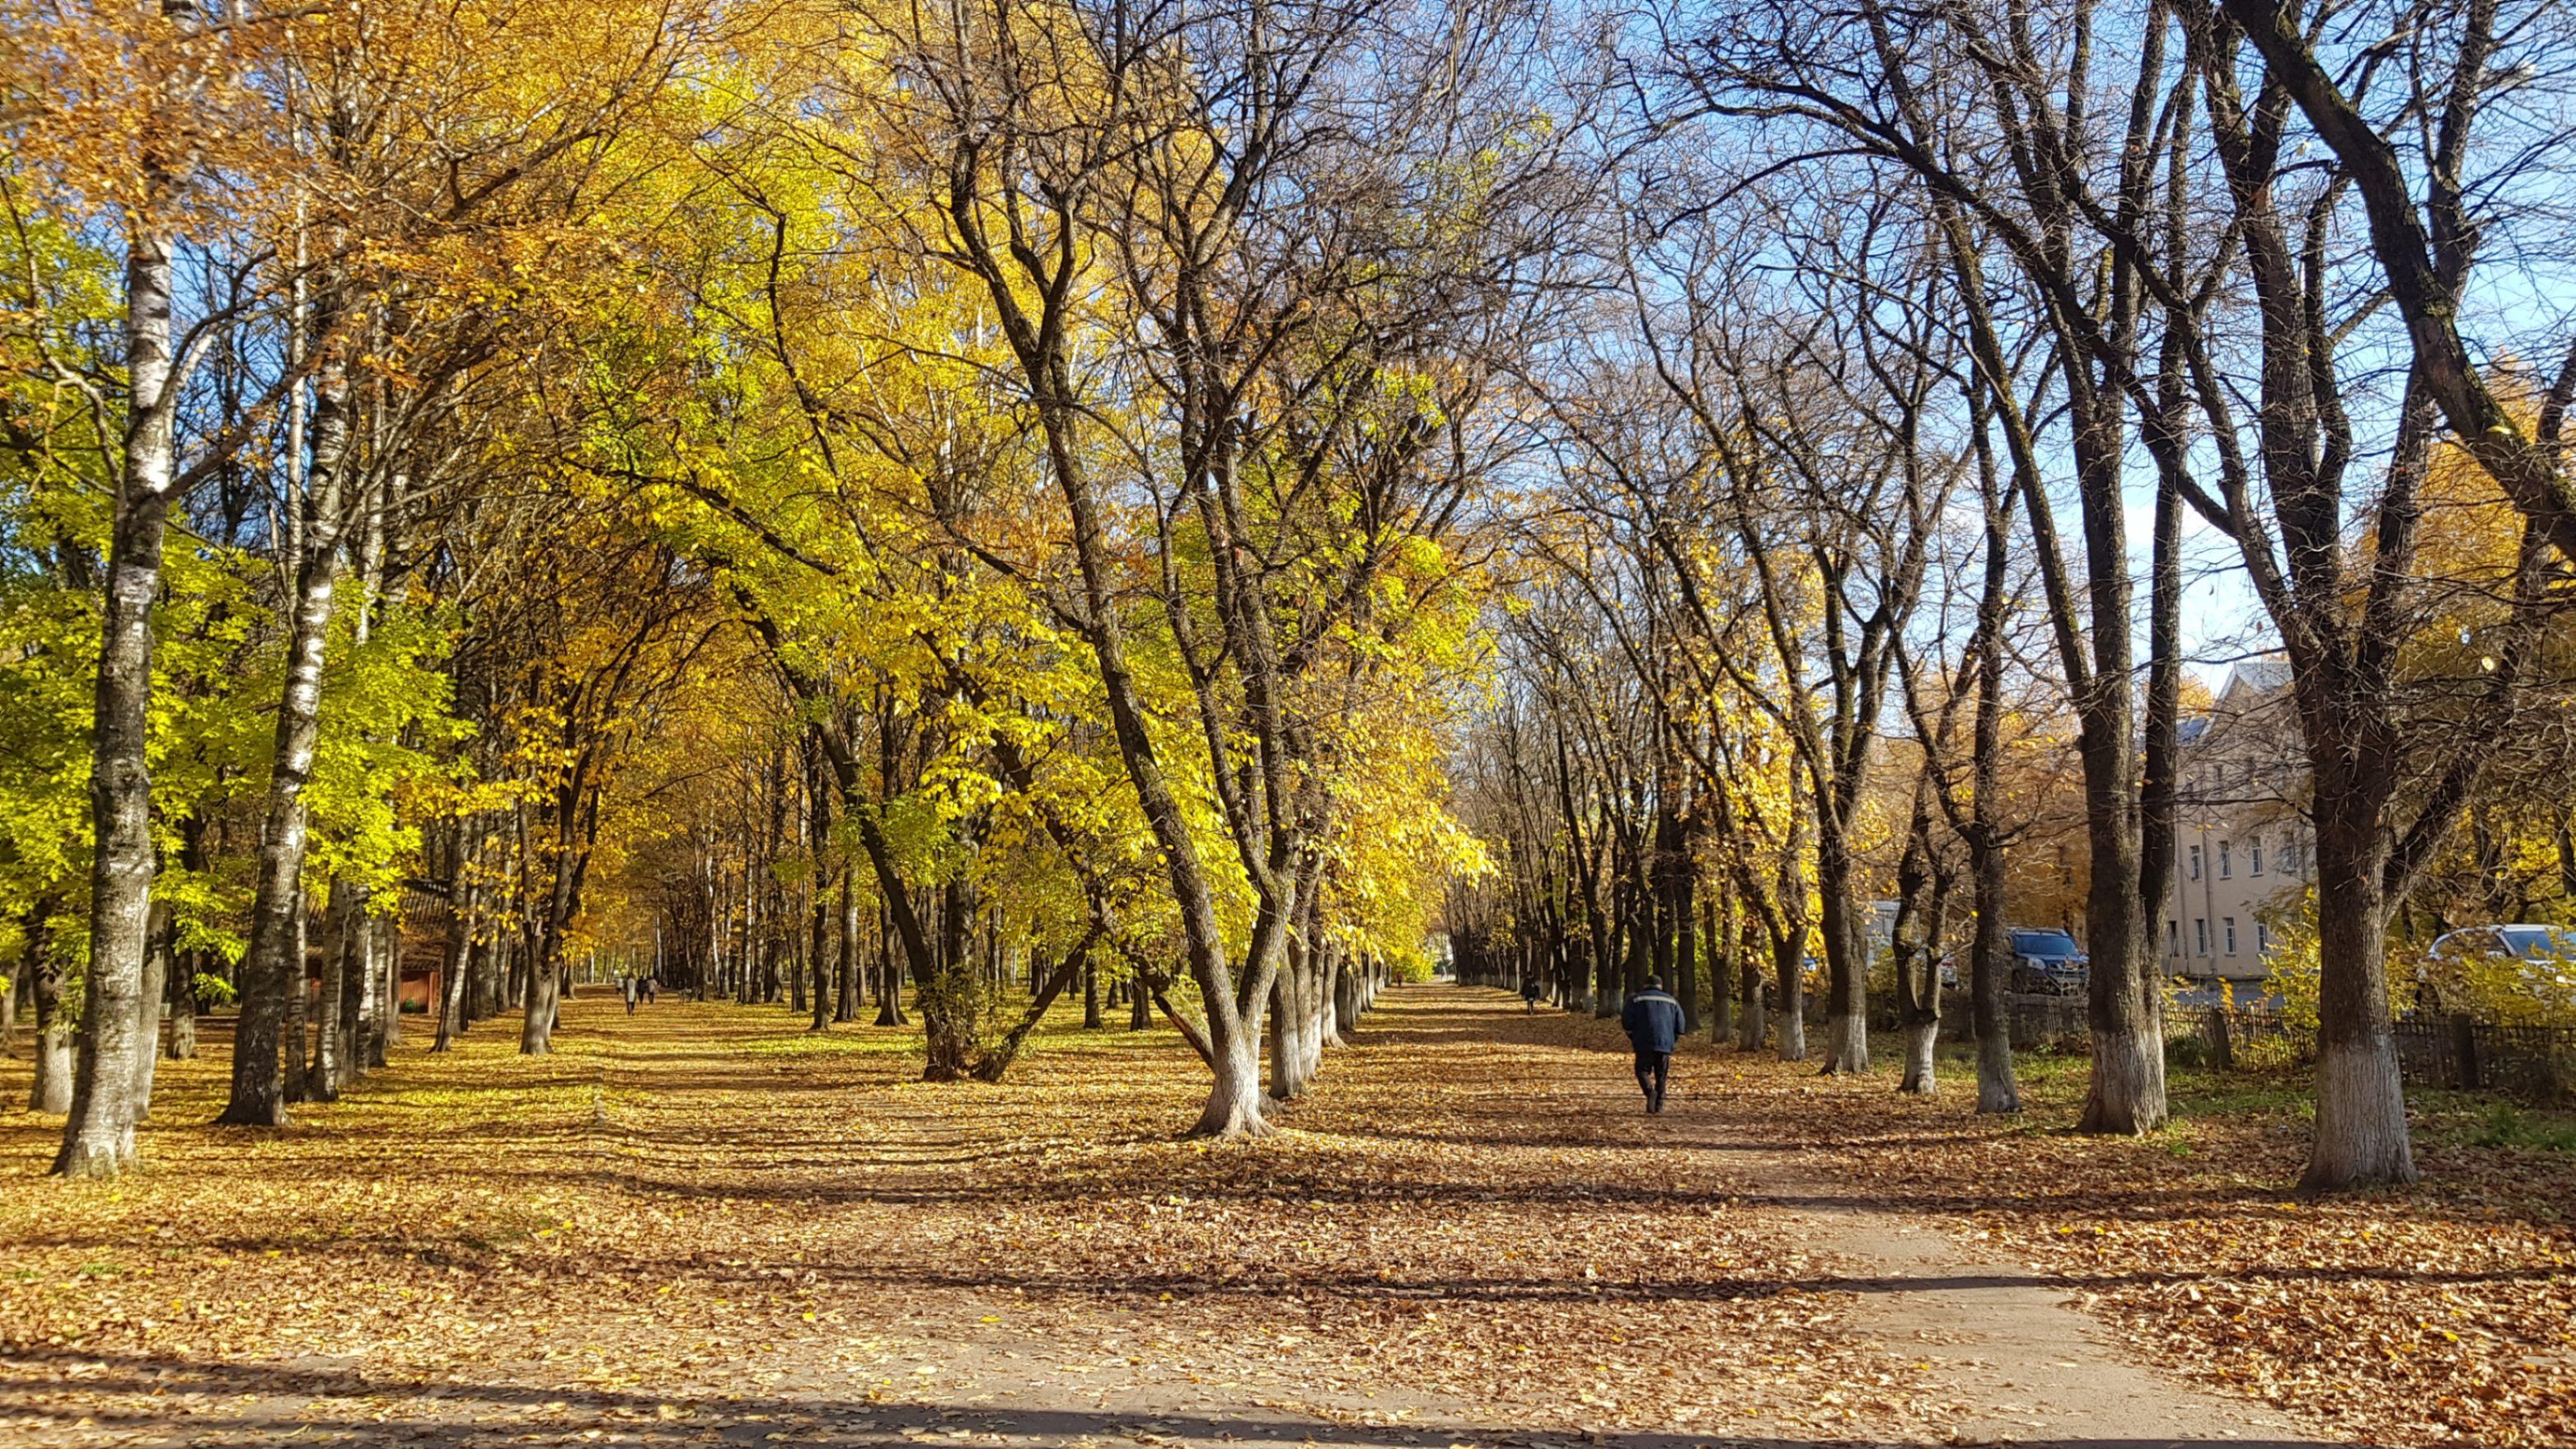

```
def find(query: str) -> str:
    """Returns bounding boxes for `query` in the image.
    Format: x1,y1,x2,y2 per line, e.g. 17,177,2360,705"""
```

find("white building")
2161,660,2313,983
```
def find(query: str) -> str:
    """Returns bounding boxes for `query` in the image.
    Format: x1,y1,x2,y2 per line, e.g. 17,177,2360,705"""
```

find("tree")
844,0,1562,1132
6,0,324,1174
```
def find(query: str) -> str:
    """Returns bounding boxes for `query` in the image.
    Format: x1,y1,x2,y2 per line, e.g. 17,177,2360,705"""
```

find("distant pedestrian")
623,975,640,1015
1520,976,1543,1012
1621,975,1684,1114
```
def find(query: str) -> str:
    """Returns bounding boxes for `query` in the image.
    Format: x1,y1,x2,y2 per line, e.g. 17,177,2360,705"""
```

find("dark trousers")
1633,1050,1669,1104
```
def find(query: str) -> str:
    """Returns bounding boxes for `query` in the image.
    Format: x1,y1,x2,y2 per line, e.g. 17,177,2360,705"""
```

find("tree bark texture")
56,225,180,1176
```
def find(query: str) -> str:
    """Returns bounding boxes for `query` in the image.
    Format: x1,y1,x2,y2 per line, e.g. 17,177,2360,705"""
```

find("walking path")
1,986,2363,1448
1751,1162,2322,1447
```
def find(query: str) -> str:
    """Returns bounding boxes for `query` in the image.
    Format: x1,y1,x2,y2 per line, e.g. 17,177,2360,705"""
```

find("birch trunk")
130,904,171,1119
218,363,354,1127
55,224,178,1175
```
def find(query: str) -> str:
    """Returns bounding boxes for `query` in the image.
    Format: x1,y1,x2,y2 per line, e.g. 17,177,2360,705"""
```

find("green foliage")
1,204,461,981
2471,1103,2576,1154
2258,888,2327,1033
299,599,471,898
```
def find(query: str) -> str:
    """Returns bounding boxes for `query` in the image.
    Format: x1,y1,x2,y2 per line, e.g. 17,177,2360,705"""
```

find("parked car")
2007,928,2088,995
2418,925,2576,1021
2428,924,2576,965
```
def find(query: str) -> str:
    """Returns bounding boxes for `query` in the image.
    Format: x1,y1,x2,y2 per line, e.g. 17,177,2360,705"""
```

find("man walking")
1621,975,1684,1114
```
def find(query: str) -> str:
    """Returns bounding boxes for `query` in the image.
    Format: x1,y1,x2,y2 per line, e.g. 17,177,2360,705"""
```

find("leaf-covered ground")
1699,1031,2576,1447
0,989,1953,1448
1,986,2569,1448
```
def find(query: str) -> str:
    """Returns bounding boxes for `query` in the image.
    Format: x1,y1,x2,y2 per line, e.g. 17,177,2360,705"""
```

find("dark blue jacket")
1621,988,1684,1053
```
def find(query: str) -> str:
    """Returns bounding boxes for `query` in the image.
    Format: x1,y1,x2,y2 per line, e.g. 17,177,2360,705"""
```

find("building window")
2219,841,2232,879
2195,917,2208,954
2250,838,2265,875
2224,917,2238,954
2256,922,2270,953
2189,844,2202,880
2166,919,2178,953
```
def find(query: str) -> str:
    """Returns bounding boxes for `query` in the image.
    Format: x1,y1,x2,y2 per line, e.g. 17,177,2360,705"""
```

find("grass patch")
2407,1096,2576,1155
738,1026,923,1057
2470,1103,2576,1152
2167,1069,2315,1123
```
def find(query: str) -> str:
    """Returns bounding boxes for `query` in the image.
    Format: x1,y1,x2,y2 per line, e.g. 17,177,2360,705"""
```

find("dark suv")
2007,929,2088,995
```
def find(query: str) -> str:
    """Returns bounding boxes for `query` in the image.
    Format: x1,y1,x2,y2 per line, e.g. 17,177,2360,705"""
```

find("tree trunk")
836,868,859,1023
312,887,351,1103
167,957,197,1061
1267,969,1295,1101
130,904,171,1120
876,949,905,1025
1705,892,1731,1044
918,875,979,1080
1736,944,1763,1053
1967,456,2021,1114
1773,923,1806,1062
1318,948,1343,1048
808,748,831,1031
435,931,469,1052
1669,844,1699,1037
344,893,373,1073
1815,835,1869,1074
2068,493,2166,1130
345,902,372,1069
1300,952,1326,1080
2303,814,2416,1189
485,930,508,1023
56,227,180,1176
363,911,391,1065
282,893,311,1105
519,927,559,1054
2069,629,2165,1133
1270,889,1327,1102
30,916,71,1113
377,912,401,1056
1891,806,1942,1097
218,364,354,1128
33,1012,73,1114
1971,830,2020,1113
1194,1028,1267,1137
466,917,491,1024
435,829,475,1052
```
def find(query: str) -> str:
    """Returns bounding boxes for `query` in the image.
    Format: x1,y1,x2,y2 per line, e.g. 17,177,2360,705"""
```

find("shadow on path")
0,1351,2363,1449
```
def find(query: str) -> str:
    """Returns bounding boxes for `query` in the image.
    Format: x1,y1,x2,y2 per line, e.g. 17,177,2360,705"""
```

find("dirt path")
1740,1161,2326,1447
0,985,2356,1449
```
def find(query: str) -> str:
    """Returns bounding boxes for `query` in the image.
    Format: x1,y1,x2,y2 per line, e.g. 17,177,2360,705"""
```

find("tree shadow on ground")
0,1351,2361,1449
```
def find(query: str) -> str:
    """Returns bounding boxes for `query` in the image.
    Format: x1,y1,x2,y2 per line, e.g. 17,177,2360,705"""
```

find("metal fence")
1926,991,2576,1104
